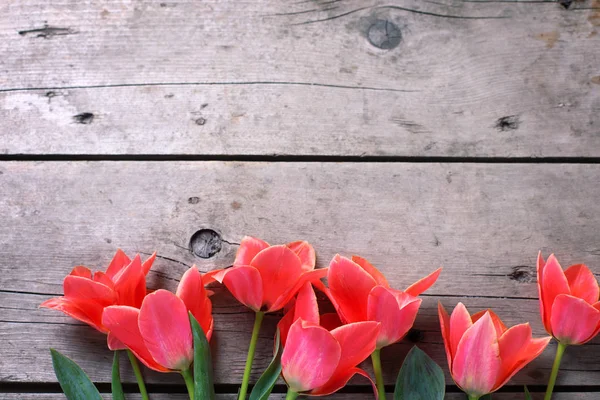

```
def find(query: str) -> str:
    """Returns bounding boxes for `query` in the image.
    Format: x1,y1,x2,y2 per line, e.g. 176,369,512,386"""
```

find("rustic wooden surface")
1,0,599,157
1,0,599,398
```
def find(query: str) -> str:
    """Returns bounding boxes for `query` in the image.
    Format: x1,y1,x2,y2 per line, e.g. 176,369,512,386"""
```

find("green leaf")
394,346,445,400
191,312,216,400
111,351,125,400
50,349,103,400
249,329,283,400
524,385,532,400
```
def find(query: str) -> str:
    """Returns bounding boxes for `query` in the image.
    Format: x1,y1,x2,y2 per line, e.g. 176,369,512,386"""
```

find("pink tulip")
102,266,213,372
280,283,381,397
41,250,156,349
439,302,550,398
537,252,600,345
326,255,441,349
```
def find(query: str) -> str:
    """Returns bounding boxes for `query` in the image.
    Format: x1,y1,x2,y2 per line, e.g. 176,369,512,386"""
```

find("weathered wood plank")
0,161,599,387
1,162,599,297
1,0,598,156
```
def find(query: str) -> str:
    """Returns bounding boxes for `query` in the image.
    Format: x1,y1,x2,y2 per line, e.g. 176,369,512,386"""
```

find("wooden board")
0,161,599,387
1,0,599,156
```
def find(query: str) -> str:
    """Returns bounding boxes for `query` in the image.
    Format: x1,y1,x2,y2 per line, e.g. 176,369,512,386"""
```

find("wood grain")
0,161,599,387
1,0,598,156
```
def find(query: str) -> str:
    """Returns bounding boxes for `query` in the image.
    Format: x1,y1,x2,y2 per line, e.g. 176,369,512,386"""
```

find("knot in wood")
190,229,222,258
367,20,402,50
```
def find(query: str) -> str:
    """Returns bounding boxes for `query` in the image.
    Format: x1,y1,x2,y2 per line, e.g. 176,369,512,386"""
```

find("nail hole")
190,229,222,259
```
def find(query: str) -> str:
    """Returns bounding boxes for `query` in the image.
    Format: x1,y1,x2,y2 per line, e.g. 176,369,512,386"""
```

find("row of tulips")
42,236,600,399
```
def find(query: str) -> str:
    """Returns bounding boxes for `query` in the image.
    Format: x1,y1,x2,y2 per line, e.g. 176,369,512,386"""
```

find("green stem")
370,349,386,399
544,342,567,400
238,311,265,400
468,395,480,400
127,350,149,400
182,368,195,400
285,388,300,400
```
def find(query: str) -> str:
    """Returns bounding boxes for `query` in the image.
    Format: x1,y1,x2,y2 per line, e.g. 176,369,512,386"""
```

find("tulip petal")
310,367,376,397
221,265,263,312
330,321,380,374
251,245,303,310
107,331,126,351
328,255,377,323
472,309,507,338
551,294,600,345
281,320,341,393
93,271,115,290
105,249,132,279
70,266,92,279
367,286,421,348
102,306,169,372
234,236,270,266
320,313,343,332
351,256,389,287
277,282,320,347
405,268,442,297
112,255,147,308
139,290,194,370
287,241,316,271
438,302,452,371
268,268,328,313
541,254,571,333
449,303,473,360
537,252,547,333
141,252,157,276
564,264,599,305
176,266,213,341
294,282,320,325
452,312,501,396
495,323,550,390
40,297,104,332
62,275,117,329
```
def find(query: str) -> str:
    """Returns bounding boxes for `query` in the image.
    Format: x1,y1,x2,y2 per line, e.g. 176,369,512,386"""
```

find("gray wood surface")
1,0,599,156
0,161,598,389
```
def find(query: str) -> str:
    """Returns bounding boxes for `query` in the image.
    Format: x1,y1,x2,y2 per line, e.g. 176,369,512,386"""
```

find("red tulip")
326,254,441,348
279,283,381,397
41,250,156,346
438,302,550,398
206,236,324,313
102,266,213,372
537,252,600,345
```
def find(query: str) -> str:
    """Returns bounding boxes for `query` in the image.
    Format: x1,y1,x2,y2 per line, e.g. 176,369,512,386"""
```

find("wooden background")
1,0,599,398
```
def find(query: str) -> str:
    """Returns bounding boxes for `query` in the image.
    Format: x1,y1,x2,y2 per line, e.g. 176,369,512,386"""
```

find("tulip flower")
278,283,381,399
103,266,213,399
41,250,156,400
537,253,600,400
325,254,441,398
205,236,325,400
438,302,551,400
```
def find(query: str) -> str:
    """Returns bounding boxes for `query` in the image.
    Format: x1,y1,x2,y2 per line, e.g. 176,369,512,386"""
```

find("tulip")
537,253,600,400
438,302,551,400
41,250,156,400
325,254,441,398
205,236,324,400
279,283,381,399
41,249,156,341
103,266,213,399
